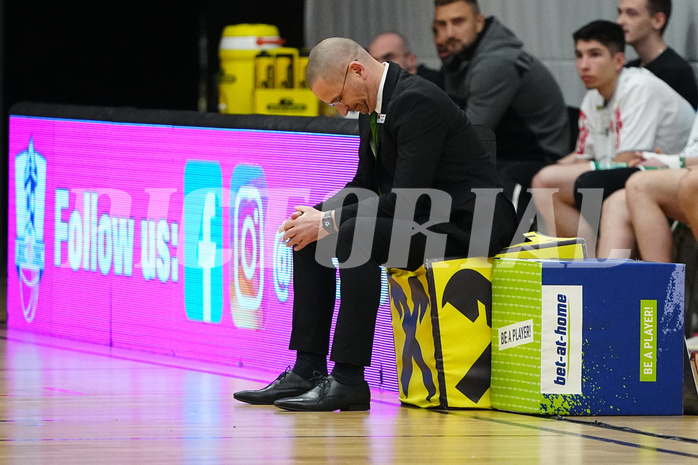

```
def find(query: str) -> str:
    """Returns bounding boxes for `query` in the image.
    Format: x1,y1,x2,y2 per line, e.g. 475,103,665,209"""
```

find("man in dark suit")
233,37,516,412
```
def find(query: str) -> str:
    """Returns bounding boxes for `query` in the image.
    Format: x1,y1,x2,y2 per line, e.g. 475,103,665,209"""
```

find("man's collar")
375,62,390,115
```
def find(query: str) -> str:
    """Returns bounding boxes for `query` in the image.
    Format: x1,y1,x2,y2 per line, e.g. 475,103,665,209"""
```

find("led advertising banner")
7,114,399,391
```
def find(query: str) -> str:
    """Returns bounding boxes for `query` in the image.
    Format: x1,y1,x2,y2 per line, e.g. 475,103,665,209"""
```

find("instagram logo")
230,165,267,329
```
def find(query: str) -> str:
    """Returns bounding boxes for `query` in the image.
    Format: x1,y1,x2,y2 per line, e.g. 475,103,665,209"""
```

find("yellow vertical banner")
388,258,494,409
387,267,440,408
429,257,494,408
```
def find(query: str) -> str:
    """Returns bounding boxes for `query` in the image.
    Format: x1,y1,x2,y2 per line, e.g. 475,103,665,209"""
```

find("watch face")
323,212,332,231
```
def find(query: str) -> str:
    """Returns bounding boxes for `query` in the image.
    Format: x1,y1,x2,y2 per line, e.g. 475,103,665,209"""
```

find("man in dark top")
432,0,570,218
233,37,516,412
369,31,443,88
617,0,698,108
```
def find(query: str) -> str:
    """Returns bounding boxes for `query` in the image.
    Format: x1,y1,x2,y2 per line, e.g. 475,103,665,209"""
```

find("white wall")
305,0,698,106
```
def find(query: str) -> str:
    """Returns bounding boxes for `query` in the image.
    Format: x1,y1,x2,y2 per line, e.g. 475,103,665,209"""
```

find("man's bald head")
306,37,371,89
306,37,385,115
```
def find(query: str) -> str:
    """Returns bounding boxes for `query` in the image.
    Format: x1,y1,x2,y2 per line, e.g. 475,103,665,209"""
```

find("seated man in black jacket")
233,37,516,412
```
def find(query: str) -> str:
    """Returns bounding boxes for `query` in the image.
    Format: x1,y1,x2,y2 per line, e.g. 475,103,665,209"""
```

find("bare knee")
624,171,647,200
531,165,556,190
602,189,627,218
531,169,547,190
678,170,698,203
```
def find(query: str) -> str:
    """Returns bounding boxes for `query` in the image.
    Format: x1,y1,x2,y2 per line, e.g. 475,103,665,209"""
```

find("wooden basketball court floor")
2,327,698,464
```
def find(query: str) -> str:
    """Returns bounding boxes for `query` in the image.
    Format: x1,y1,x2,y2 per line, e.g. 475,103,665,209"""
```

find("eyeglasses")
328,61,354,107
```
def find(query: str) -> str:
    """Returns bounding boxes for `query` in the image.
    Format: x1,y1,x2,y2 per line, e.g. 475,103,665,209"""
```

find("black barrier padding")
9,101,496,159
9,102,360,136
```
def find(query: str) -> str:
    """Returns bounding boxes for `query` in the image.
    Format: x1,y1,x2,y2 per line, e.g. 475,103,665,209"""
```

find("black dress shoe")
273,375,370,411
233,369,321,405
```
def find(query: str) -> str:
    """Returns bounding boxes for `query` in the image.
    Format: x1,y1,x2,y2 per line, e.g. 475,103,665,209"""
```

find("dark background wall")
4,1,305,111
1,0,305,320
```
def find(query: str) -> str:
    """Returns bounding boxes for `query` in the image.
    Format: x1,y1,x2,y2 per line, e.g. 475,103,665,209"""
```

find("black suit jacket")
325,62,515,253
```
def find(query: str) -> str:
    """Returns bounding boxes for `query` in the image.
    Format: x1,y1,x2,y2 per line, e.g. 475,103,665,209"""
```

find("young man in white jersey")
531,20,694,256
597,114,698,261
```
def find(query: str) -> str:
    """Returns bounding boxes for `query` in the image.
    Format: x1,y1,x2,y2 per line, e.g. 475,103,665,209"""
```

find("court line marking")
557,416,698,444
461,413,698,459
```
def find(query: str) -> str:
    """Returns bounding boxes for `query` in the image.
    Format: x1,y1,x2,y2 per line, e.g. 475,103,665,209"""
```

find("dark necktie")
370,112,379,157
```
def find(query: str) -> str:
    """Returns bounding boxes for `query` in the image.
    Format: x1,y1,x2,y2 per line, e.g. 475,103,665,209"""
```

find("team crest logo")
14,137,47,322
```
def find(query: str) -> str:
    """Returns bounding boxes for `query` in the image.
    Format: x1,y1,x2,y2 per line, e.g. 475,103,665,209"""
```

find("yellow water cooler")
219,24,320,116
218,24,284,114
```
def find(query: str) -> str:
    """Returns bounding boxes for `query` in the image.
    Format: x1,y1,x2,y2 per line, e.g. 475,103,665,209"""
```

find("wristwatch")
322,210,335,234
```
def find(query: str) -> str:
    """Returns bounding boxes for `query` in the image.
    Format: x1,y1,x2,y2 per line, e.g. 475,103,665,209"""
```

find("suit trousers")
288,216,470,367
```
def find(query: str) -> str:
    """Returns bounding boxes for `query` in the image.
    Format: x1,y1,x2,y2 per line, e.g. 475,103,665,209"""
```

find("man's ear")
406,53,417,72
351,61,369,80
476,13,485,34
651,12,667,33
613,51,626,71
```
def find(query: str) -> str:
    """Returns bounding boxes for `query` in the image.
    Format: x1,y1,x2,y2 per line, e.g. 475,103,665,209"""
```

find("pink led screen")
7,115,399,391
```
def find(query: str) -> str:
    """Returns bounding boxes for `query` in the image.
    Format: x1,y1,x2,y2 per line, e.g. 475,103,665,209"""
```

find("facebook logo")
230,164,267,330
184,161,223,323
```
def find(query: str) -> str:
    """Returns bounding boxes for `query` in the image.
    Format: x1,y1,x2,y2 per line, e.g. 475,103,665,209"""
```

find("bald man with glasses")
233,37,516,412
